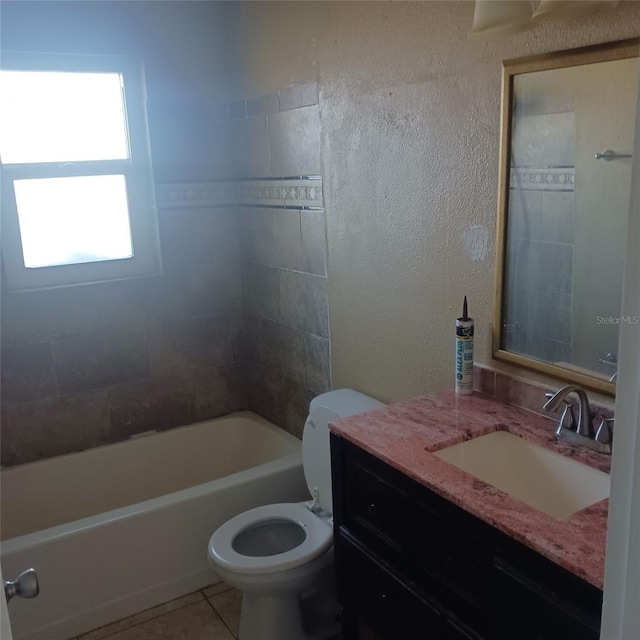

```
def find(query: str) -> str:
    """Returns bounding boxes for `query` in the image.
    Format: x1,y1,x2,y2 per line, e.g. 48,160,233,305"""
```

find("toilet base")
237,563,340,640
240,591,304,640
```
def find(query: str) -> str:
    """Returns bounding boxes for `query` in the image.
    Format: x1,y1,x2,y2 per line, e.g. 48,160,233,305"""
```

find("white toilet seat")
209,503,332,575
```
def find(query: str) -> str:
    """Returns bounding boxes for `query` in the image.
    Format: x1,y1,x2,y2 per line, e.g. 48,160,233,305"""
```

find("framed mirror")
494,39,639,396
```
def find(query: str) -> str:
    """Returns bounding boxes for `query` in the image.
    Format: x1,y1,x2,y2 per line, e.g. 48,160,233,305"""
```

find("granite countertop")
329,389,611,589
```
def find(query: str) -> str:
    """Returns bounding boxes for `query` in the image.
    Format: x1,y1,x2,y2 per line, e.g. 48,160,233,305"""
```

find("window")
0,52,161,291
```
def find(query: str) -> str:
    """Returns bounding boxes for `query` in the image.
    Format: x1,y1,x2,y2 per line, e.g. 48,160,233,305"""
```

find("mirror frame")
493,38,640,397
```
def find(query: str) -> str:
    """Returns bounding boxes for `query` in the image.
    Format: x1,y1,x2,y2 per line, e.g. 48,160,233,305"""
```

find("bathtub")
1,412,308,640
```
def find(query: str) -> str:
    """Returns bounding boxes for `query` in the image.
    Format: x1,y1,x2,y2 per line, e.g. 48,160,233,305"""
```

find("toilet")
207,389,383,640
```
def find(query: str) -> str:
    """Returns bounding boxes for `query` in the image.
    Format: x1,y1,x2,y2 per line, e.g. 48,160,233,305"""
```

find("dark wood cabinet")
331,434,602,640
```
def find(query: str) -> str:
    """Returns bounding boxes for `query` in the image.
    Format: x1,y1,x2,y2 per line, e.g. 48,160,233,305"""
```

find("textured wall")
226,1,640,403
0,2,245,465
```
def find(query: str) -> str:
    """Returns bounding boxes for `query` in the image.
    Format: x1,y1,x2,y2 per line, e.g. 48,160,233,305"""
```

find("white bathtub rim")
1,411,295,476
2,447,302,555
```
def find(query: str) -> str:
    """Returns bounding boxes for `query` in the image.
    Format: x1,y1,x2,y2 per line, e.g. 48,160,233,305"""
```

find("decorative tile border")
156,178,323,210
510,167,575,192
235,178,323,208
155,182,236,209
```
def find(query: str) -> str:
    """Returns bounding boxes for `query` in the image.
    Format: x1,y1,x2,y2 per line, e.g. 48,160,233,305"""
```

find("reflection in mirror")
495,40,639,395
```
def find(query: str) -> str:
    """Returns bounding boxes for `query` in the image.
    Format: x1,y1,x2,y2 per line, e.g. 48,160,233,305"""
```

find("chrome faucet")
543,385,613,454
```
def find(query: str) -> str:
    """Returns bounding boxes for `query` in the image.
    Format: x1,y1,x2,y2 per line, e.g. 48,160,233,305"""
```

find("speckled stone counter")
329,389,610,589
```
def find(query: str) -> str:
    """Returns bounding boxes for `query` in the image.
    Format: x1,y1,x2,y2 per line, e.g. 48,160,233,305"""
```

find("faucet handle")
544,392,576,431
595,418,614,446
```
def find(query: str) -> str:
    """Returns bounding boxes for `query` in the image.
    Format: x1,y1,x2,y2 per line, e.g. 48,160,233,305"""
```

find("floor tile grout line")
200,584,233,598
203,595,238,639
75,584,234,640
76,594,205,640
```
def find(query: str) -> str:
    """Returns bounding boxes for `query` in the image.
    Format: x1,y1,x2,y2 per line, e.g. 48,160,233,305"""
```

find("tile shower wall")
0,81,329,464
230,81,331,438
0,106,248,467
0,2,250,468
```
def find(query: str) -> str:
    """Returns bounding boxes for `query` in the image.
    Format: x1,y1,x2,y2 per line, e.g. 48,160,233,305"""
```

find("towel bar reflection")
595,149,633,161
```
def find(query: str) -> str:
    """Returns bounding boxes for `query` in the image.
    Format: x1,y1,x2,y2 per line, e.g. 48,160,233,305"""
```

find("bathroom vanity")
329,390,609,640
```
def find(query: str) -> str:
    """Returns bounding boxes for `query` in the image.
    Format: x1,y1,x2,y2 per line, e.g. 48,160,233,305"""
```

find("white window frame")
0,51,161,292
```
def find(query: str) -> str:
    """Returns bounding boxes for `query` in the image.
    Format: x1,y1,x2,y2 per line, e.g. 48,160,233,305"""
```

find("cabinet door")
414,502,491,591
343,451,411,558
493,558,600,640
444,612,488,640
337,532,451,640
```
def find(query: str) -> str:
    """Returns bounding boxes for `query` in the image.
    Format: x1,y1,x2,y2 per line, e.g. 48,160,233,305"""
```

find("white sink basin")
433,431,610,520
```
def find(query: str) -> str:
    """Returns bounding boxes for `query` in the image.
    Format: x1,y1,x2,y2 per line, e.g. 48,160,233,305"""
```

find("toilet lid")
302,406,338,513
208,502,333,575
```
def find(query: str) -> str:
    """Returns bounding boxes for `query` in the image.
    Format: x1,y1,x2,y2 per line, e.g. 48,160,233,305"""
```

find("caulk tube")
455,297,474,395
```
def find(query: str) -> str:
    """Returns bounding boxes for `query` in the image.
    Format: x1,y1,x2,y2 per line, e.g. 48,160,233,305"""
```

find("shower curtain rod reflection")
595,149,633,160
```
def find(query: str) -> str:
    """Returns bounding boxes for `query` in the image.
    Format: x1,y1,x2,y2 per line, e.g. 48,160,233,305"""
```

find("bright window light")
14,175,133,268
1,53,160,291
0,70,129,164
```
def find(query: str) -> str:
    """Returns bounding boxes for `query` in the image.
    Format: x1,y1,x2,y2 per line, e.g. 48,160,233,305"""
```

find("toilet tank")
309,389,383,419
302,389,384,513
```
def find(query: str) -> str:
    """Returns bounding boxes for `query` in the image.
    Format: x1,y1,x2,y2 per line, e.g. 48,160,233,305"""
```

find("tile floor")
69,582,382,640
70,583,242,640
